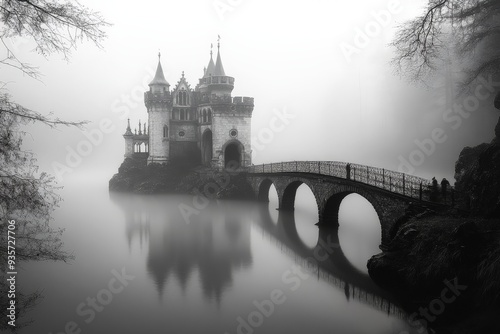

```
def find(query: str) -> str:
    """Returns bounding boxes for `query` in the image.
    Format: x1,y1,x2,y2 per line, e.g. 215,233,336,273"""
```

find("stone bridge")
246,161,447,245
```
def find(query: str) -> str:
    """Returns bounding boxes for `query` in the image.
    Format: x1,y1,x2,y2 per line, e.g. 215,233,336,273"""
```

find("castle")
123,42,254,169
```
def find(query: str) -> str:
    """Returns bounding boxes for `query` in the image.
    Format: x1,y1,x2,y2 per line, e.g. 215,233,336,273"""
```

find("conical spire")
124,118,133,136
204,44,215,78
214,38,226,76
149,52,170,86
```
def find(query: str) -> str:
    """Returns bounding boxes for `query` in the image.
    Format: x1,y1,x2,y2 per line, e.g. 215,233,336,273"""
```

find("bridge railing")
248,161,456,204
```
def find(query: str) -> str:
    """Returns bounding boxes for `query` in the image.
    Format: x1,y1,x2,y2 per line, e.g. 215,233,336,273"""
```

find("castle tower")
196,40,254,169
123,118,134,158
145,53,172,164
198,41,234,97
122,42,253,169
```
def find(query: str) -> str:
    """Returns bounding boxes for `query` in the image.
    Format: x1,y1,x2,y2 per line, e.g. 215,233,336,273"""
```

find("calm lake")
16,179,416,334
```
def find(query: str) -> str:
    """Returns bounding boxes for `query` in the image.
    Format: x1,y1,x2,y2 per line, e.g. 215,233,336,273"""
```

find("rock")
367,252,406,288
108,173,132,191
108,157,255,199
454,141,500,218
455,95,500,216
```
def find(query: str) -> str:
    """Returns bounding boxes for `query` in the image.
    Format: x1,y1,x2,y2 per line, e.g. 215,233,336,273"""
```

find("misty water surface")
16,181,415,334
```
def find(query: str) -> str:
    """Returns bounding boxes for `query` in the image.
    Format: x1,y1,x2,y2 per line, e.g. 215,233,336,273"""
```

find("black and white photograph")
1,0,500,333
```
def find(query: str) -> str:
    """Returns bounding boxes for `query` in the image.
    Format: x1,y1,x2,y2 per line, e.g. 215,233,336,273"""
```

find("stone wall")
212,112,252,167
170,121,197,141
169,141,201,165
124,136,134,157
148,105,170,164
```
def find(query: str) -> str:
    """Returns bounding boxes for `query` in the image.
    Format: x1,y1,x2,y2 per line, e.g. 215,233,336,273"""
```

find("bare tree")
392,0,500,90
0,0,109,330
1,0,109,78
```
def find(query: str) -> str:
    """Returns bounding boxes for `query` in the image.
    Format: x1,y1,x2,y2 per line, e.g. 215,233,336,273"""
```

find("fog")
4,0,499,185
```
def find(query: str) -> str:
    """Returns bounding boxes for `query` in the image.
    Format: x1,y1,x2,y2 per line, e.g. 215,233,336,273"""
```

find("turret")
148,53,170,94
197,41,234,97
123,118,134,158
145,53,172,164
145,53,172,109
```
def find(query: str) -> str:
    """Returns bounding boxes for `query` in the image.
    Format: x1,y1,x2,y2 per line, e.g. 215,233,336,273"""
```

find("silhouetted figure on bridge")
346,163,351,180
441,178,450,203
430,177,438,201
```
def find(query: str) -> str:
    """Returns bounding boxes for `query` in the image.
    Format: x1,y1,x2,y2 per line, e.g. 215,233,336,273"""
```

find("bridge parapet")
249,161,454,204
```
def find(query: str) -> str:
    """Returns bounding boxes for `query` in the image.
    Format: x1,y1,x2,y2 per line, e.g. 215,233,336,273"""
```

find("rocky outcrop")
369,115,500,298
368,217,498,297
366,95,500,334
454,116,500,218
109,156,255,199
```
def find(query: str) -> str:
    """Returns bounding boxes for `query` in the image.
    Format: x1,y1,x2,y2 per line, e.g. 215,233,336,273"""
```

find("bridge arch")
321,188,383,230
247,173,413,245
257,179,275,202
280,180,321,215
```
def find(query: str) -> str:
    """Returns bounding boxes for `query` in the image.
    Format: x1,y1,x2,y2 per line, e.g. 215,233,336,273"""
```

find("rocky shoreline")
108,155,255,199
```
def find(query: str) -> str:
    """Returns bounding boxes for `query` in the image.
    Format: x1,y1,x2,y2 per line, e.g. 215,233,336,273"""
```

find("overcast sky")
4,0,499,185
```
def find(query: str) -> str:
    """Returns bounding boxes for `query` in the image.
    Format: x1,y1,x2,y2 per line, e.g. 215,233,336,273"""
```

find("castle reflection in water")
112,193,252,303
110,192,404,317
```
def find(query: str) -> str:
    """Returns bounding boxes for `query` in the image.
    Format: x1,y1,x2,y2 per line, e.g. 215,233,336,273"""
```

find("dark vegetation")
109,155,254,200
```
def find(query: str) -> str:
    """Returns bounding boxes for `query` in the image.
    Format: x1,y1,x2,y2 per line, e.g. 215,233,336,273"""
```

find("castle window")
177,91,187,106
180,109,185,120
208,110,212,123
163,125,168,138
203,109,207,123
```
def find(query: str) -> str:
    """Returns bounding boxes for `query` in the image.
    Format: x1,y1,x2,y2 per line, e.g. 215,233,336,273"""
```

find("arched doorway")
224,141,242,168
202,130,212,166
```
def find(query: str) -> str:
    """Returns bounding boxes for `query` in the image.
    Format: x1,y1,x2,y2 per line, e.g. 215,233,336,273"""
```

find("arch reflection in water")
111,193,252,303
258,178,383,268
293,184,320,248
254,203,404,318
267,183,279,225
260,180,319,247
